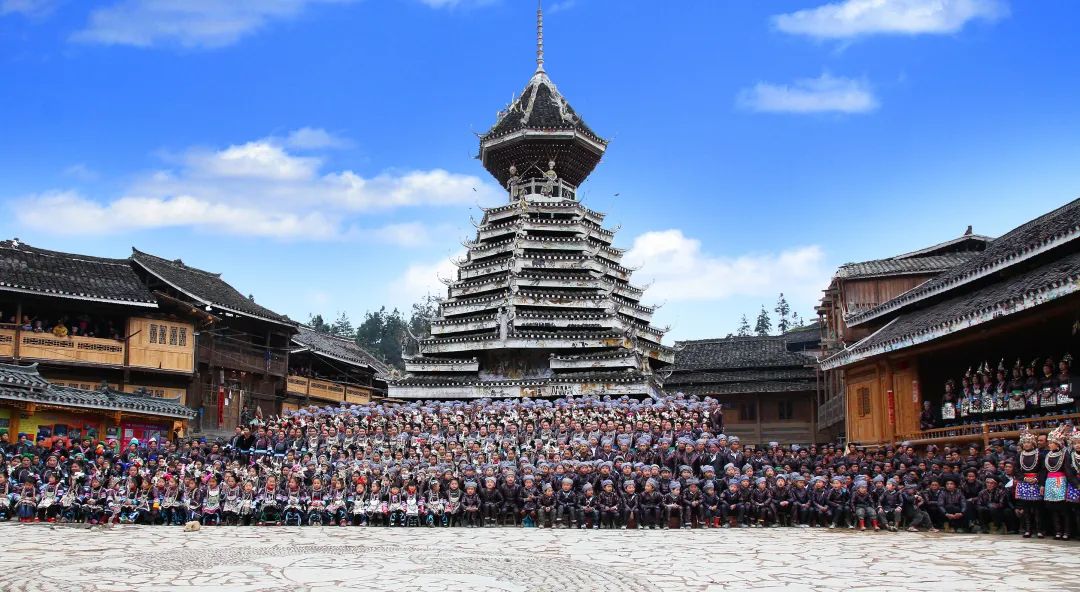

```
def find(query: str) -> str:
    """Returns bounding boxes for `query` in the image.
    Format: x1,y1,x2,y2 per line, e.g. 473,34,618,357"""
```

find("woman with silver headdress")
1042,424,1070,539
1014,428,1045,538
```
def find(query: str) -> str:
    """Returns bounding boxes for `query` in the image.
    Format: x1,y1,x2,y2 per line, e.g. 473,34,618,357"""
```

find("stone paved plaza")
0,524,1077,591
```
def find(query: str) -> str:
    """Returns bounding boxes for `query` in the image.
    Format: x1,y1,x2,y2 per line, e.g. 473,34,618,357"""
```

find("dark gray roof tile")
0,240,157,306
131,248,293,326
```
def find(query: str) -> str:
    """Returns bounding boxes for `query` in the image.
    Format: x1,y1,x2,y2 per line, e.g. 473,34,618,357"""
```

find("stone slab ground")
0,523,1076,591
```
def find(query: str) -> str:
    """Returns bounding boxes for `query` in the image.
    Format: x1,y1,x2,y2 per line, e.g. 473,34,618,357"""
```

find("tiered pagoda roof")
390,5,671,400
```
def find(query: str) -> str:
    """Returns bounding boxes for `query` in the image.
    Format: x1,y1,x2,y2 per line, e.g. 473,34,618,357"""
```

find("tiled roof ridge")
675,335,787,346
131,247,223,278
1,240,132,268
847,197,1080,327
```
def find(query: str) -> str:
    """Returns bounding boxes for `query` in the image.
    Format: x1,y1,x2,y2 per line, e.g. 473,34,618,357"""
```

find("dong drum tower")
390,4,674,400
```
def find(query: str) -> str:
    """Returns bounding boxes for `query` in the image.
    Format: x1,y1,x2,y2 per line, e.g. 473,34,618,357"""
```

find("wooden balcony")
1,319,195,375
198,338,287,377
896,412,1080,447
18,332,125,367
286,374,372,405
0,328,13,358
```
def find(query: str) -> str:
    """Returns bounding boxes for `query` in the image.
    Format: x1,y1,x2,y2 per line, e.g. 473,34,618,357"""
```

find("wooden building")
130,249,297,431
0,362,195,446
283,326,390,412
666,336,818,446
814,229,992,442
0,240,199,443
820,199,1080,446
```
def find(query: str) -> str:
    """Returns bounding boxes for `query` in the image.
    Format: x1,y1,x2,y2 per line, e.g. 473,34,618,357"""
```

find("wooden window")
159,326,168,344
178,328,188,347
169,327,178,346
778,400,794,421
857,387,872,417
149,324,158,344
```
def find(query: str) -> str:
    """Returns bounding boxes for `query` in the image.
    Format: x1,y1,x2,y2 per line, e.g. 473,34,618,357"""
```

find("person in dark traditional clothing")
826,476,850,529
789,473,812,527
554,477,580,529
940,478,968,532
662,481,683,529
976,476,1015,534
850,480,878,531
639,479,662,529
597,479,621,529
1042,425,1069,539
1014,428,1045,538
461,481,482,528
1065,427,1080,540
751,476,775,528
518,476,539,528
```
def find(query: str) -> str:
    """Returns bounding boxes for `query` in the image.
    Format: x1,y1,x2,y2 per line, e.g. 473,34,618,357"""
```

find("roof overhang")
132,259,296,329
847,225,1080,328
0,284,158,308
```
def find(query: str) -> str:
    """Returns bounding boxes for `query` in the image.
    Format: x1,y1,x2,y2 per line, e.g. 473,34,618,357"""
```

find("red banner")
217,385,225,427
887,389,896,427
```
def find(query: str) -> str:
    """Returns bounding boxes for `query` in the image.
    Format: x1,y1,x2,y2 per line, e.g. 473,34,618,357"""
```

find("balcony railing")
0,318,195,374
198,338,287,377
508,177,577,201
896,412,1080,447
17,331,126,366
286,374,373,405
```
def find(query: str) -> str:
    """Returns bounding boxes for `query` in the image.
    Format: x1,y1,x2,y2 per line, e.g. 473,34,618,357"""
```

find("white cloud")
283,127,351,150
13,133,501,241
62,163,99,182
187,141,321,181
737,73,878,114
0,0,54,17
71,0,357,49
417,0,494,8
390,253,460,306
548,1,577,14
773,0,1008,39
624,229,831,306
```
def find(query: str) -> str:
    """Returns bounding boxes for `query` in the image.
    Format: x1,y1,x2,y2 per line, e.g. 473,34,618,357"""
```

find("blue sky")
2,0,1079,341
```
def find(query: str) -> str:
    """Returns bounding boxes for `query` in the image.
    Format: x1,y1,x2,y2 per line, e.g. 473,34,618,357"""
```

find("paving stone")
0,523,1077,591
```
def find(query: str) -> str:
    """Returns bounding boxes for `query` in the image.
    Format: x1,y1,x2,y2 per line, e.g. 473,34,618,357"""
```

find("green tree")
754,306,772,336
409,294,440,339
379,308,408,368
355,307,386,354
790,311,803,329
331,311,355,339
774,293,791,334
307,313,332,333
736,314,751,337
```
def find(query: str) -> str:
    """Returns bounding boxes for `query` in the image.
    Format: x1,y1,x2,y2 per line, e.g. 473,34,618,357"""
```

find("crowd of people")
1,310,125,341
927,354,1074,430
0,393,1077,539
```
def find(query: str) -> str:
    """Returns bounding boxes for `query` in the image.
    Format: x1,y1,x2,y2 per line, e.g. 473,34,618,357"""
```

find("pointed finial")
536,0,545,72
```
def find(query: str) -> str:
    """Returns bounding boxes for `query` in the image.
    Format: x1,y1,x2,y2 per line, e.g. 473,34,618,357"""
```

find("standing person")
621,480,640,530
1064,429,1080,541
1015,429,1045,538
1042,425,1069,539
